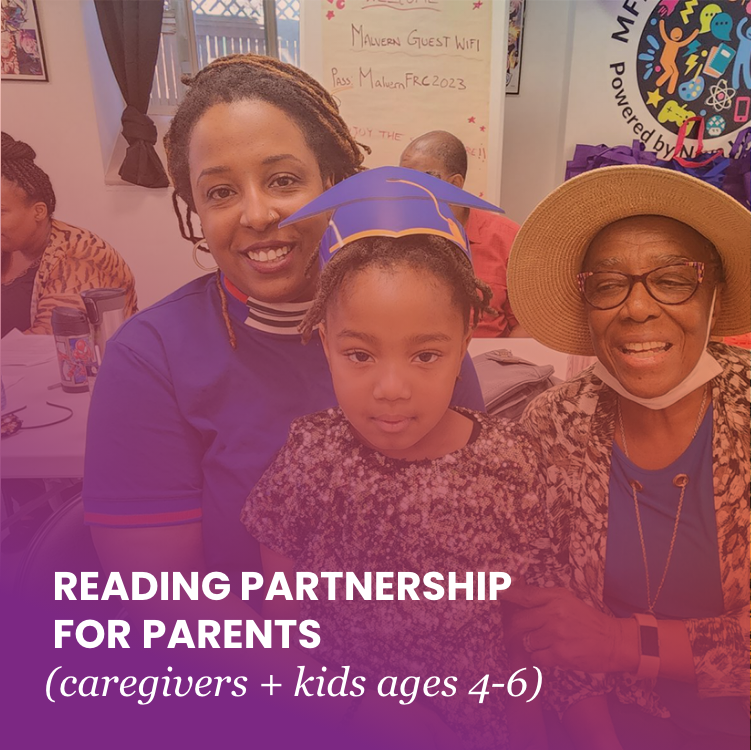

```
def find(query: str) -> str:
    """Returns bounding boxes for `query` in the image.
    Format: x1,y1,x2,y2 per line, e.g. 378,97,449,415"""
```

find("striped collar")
223,275,311,335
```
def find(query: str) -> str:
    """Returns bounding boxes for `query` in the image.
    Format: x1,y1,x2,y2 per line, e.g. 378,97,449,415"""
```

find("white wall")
2,0,201,309
500,0,576,223
2,0,579,306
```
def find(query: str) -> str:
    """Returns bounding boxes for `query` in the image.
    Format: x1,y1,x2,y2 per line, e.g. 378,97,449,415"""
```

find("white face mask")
592,288,721,410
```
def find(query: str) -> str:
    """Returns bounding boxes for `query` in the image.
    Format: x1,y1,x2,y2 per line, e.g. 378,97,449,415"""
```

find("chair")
15,492,104,601
472,348,559,420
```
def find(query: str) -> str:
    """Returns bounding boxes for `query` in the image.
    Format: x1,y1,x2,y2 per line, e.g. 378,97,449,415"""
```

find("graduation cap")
281,166,504,267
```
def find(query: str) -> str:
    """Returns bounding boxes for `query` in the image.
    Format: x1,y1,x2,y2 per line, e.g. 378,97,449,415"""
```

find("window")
150,0,300,115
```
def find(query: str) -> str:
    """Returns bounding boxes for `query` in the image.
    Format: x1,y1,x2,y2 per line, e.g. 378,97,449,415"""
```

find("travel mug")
51,307,96,393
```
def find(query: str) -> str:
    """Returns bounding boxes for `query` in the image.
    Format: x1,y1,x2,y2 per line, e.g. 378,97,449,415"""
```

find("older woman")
506,166,750,750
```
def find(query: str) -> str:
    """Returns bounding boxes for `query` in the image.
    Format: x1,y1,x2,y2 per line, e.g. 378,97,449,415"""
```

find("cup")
81,288,126,368
51,307,96,393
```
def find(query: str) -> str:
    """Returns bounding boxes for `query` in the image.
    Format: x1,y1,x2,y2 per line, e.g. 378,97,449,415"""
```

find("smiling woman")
507,165,750,750
81,54,484,746
581,216,722,404
161,54,370,337
185,99,329,305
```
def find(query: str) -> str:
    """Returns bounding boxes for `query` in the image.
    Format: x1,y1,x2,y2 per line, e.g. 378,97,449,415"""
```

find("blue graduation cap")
281,166,504,267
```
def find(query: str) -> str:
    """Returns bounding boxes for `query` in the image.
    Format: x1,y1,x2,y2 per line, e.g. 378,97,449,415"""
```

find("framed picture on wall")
1,0,47,81
506,0,525,95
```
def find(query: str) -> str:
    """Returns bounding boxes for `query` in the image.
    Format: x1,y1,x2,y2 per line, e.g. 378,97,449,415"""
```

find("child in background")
242,168,550,750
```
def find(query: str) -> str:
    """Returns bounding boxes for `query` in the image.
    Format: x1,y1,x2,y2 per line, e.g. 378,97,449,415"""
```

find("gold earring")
193,239,218,271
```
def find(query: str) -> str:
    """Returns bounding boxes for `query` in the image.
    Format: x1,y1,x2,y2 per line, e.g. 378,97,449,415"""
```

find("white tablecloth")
2,335,90,479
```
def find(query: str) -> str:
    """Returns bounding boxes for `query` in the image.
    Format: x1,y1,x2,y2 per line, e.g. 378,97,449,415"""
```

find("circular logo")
637,2,751,138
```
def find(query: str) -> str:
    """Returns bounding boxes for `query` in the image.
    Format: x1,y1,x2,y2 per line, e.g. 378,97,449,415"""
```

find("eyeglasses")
577,262,705,310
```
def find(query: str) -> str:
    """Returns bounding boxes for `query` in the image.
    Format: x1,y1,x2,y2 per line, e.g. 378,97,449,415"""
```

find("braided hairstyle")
163,55,370,350
300,235,497,343
1,132,56,214
164,53,370,243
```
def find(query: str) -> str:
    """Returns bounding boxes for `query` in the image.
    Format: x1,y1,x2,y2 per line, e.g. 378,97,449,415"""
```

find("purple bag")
723,126,751,209
565,139,657,181
656,116,730,191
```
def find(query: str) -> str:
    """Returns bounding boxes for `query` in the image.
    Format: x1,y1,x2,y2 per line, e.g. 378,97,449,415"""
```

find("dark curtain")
94,0,169,188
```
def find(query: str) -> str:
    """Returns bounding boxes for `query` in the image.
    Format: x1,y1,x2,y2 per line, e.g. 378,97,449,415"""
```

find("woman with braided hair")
1,132,137,336
83,56,481,746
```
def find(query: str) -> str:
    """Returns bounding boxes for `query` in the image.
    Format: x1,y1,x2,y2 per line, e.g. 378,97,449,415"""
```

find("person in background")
1,133,138,552
400,130,527,338
1,132,137,337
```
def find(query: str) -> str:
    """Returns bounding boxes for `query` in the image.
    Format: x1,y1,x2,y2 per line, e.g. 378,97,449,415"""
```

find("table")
1,336,577,481
2,336,90,479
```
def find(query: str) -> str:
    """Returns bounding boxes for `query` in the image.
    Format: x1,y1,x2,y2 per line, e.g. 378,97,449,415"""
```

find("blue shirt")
82,274,485,577
605,406,722,621
605,407,747,738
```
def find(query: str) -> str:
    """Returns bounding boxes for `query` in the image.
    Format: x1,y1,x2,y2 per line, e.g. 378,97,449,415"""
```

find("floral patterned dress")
243,407,551,750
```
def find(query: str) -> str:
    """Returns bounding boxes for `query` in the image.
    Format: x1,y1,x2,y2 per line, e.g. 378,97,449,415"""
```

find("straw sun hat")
507,165,751,356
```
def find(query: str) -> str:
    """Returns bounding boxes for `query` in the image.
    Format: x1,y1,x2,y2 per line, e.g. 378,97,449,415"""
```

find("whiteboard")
301,0,508,204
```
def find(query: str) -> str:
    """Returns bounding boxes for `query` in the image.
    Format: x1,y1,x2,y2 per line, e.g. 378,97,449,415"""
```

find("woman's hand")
504,586,639,674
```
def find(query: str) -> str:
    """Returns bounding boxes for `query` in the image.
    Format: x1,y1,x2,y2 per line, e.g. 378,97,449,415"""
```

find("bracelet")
632,612,660,680
340,693,366,726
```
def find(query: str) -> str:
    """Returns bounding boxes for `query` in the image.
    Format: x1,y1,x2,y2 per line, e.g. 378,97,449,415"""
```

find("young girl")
242,168,550,750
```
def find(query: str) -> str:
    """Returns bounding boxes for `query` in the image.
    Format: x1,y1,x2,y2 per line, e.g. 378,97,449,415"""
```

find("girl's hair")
300,235,497,342
164,53,370,243
1,132,56,215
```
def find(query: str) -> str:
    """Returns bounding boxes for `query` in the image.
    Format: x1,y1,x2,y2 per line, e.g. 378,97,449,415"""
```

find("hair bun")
1,132,37,164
